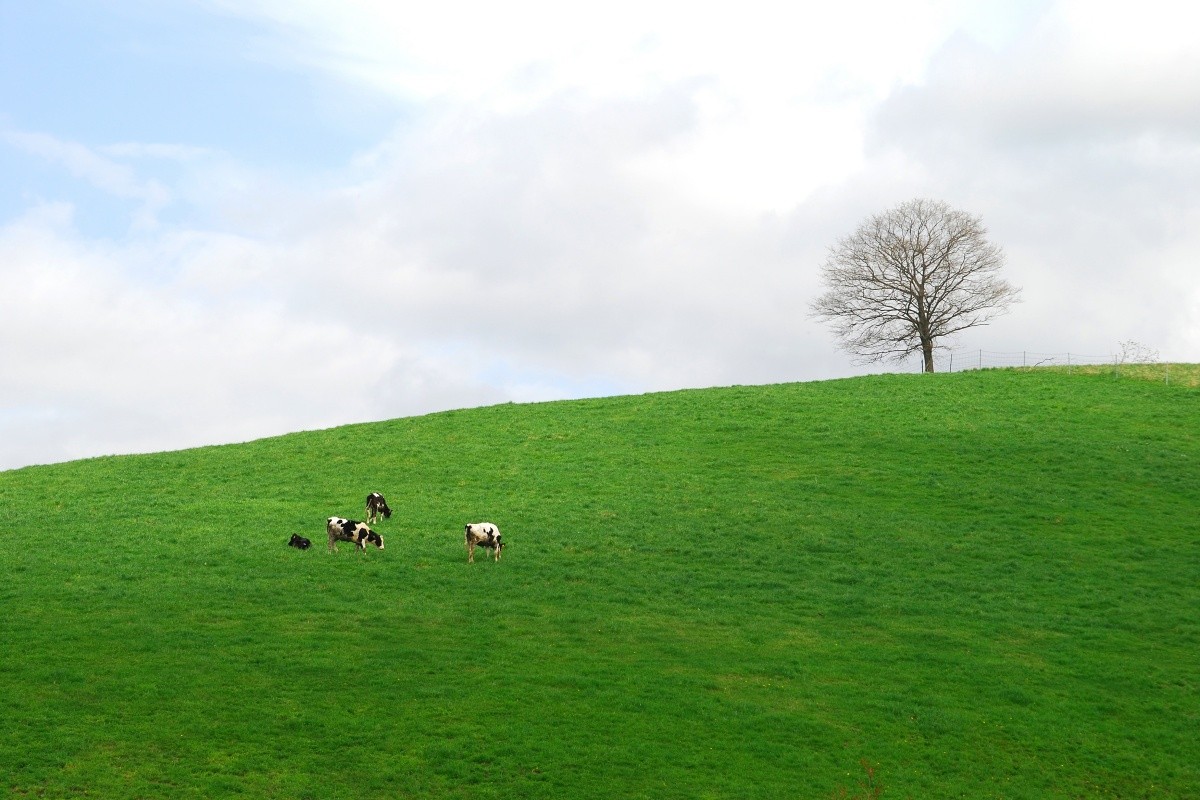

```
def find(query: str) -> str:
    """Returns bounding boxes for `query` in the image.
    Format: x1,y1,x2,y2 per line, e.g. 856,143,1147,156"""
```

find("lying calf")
327,517,385,553
288,533,311,550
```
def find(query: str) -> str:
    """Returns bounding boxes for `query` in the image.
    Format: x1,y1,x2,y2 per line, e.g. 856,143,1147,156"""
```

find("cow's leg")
467,541,475,563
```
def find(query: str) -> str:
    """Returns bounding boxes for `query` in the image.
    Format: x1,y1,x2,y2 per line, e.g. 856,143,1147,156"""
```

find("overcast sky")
2,0,1197,470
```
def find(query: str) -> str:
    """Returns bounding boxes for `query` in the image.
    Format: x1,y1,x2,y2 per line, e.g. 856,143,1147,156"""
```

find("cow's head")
366,530,384,549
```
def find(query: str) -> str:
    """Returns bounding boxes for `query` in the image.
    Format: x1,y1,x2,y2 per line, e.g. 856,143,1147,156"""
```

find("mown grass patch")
1041,361,1200,387
2,369,1197,798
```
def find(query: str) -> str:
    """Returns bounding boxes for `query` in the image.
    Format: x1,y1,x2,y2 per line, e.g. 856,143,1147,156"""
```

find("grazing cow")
327,517,385,553
464,522,504,563
365,492,392,525
288,533,311,550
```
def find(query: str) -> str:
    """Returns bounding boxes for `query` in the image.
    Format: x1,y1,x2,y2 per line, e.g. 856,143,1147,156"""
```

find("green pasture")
2,368,1197,798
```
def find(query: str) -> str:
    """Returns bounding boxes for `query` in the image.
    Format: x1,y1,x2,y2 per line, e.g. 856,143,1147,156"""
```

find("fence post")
979,349,982,369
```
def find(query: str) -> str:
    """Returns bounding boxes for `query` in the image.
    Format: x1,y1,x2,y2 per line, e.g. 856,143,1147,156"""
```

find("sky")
2,0,1198,470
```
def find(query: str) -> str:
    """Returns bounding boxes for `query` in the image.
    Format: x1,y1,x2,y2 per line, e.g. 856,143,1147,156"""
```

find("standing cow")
365,492,392,525
464,522,504,563
327,517,385,552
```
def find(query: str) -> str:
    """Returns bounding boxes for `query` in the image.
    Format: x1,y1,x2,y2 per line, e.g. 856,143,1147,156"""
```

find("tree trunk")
923,341,935,373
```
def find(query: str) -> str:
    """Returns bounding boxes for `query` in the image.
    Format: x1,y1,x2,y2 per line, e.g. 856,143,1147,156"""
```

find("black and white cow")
464,522,504,563
365,492,392,525
288,533,311,550
327,517,385,552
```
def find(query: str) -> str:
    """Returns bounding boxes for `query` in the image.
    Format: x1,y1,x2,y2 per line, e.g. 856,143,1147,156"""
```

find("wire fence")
933,350,1114,372
925,349,1196,386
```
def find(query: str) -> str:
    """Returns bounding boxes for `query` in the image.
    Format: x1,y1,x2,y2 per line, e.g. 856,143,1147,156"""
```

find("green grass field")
2,368,1197,798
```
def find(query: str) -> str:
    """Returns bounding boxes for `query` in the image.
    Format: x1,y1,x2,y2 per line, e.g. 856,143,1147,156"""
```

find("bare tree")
811,198,1021,372
1115,340,1159,365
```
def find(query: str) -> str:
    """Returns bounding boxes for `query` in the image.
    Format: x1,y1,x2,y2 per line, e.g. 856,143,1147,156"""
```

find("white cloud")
0,203,507,468
204,0,990,216
3,128,172,231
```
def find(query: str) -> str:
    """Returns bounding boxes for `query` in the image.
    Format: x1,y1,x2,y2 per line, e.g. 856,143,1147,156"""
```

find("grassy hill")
2,369,1197,799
